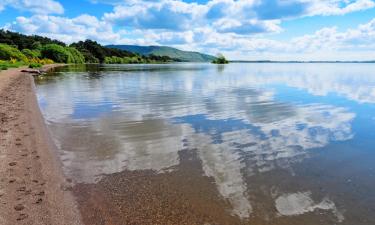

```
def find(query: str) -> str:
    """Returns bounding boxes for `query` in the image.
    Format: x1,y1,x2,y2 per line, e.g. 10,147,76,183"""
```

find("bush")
29,62,42,68
22,49,41,59
212,53,229,64
0,44,28,62
41,44,85,64
31,41,42,50
28,58,54,65
39,58,54,65
81,50,99,63
41,44,71,63
0,59,26,70
65,47,85,64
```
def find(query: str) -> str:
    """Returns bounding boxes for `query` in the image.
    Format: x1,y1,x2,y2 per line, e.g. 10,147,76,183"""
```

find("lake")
35,63,375,225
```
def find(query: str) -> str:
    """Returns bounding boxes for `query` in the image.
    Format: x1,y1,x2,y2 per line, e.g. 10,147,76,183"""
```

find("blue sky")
1,0,375,60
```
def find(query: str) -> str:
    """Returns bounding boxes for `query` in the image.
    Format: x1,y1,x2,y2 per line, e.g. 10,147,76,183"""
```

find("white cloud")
5,14,121,44
103,0,206,30
307,0,375,16
0,0,64,14
2,0,375,60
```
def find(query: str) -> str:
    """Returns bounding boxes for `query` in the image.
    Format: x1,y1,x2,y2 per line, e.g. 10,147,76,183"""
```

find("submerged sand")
0,66,81,225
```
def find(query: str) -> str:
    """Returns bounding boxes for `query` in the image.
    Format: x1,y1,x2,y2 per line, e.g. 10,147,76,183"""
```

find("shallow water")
35,63,375,224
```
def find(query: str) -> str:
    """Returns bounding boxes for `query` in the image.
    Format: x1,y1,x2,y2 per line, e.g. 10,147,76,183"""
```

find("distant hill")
106,45,216,62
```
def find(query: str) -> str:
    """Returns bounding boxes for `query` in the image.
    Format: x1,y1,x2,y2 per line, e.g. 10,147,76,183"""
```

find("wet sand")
0,65,81,225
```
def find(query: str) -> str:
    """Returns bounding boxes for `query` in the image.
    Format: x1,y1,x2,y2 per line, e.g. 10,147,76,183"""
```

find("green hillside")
107,45,216,62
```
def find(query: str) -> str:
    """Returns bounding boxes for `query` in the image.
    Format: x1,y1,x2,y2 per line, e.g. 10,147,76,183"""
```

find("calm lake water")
35,63,375,225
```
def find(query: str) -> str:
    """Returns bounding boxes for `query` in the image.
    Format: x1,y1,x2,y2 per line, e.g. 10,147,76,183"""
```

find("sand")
0,65,82,225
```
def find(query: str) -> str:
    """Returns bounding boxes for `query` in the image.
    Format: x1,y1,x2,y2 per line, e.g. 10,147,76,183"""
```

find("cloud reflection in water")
36,64,363,221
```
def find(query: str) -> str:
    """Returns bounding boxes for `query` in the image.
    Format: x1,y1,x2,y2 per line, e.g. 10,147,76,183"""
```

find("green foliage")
212,54,229,64
31,41,42,50
41,45,85,64
79,49,99,63
71,40,138,63
28,58,54,65
103,54,174,64
148,54,174,62
0,59,26,70
107,45,214,62
29,62,42,68
104,56,144,64
22,49,41,59
71,40,108,63
65,47,85,64
0,30,65,50
41,44,70,63
1,30,176,66
0,43,28,61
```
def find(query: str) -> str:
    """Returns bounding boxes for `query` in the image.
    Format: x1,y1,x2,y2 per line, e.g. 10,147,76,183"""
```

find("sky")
0,0,375,61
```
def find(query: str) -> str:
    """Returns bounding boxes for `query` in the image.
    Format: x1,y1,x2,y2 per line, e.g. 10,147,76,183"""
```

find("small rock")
16,213,28,221
14,204,24,211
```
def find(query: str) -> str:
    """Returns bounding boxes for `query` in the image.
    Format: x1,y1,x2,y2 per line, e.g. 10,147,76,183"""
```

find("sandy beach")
0,65,82,225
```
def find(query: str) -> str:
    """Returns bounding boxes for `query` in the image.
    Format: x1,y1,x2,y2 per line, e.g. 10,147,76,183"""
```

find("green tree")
212,53,229,64
31,41,42,50
0,43,28,61
65,47,85,64
21,49,41,59
41,44,72,63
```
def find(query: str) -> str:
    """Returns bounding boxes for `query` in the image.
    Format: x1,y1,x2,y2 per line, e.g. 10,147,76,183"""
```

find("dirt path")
0,66,82,225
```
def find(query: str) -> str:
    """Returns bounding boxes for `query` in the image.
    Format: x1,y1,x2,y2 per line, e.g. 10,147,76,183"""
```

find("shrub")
0,43,28,62
29,62,42,68
31,41,42,50
0,59,25,70
65,47,85,64
39,58,54,65
28,58,54,65
41,44,71,63
212,53,229,64
22,48,41,59
78,49,98,63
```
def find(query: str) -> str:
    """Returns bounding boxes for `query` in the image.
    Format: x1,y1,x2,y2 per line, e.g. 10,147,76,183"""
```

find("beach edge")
0,64,82,225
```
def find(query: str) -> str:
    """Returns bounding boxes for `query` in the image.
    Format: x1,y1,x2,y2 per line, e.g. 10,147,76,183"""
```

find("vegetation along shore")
0,30,180,71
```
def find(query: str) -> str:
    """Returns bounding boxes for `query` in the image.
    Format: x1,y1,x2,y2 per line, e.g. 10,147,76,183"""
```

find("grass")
0,58,54,71
0,60,26,70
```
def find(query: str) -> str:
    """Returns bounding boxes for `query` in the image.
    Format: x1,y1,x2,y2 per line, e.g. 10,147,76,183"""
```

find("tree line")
0,30,177,70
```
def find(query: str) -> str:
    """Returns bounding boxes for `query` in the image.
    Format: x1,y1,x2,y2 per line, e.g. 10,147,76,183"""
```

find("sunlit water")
35,63,375,224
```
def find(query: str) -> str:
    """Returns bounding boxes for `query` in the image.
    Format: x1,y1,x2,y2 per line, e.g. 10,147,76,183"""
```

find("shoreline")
0,65,82,225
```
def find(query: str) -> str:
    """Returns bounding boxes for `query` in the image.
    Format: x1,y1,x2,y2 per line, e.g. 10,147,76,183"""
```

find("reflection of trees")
216,64,225,73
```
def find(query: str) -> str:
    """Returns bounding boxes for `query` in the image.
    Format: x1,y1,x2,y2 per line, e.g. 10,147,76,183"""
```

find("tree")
41,44,72,63
212,53,229,64
65,47,85,64
0,29,64,50
22,49,41,59
0,44,28,61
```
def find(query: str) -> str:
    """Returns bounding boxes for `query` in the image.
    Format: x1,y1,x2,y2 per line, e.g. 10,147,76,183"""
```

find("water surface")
36,63,375,224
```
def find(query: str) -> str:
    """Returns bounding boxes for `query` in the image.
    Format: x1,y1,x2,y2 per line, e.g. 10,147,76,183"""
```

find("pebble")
14,204,24,211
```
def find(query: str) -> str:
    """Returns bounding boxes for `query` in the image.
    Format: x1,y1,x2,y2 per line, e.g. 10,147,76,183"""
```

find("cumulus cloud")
307,0,375,16
101,0,375,35
0,0,64,14
5,14,121,43
214,18,282,34
3,0,375,59
103,1,206,30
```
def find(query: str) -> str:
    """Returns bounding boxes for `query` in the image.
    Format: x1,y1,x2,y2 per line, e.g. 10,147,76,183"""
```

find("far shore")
0,64,82,225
